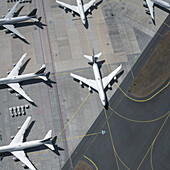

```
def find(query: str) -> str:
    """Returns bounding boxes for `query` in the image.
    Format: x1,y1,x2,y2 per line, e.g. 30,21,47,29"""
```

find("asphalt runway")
62,14,170,170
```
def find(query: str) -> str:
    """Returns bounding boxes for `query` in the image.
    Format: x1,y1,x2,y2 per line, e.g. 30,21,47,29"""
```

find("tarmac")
0,0,169,169
62,14,170,170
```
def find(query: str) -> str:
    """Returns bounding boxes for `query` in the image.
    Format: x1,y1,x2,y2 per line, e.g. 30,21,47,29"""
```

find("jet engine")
11,33,16,38
7,71,10,75
8,9,11,12
64,7,67,12
71,11,75,16
143,1,148,8
88,9,92,14
8,88,14,93
10,136,14,139
88,86,92,92
4,29,9,33
13,63,16,67
114,76,118,83
79,81,82,86
22,164,27,168
2,15,5,18
145,8,150,13
16,94,22,98
13,157,18,161
108,84,112,89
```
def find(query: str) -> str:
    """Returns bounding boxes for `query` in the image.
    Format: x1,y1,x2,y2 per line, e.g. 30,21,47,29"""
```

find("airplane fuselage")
93,63,106,106
0,16,32,26
0,139,44,153
152,0,170,8
0,73,44,85
76,0,86,25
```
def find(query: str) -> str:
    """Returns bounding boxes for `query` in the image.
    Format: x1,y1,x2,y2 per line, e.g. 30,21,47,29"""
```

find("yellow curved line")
137,113,170,170
150,144,154,170
109,105,170,123
115,82,170,103
97,0,170,102
84,155,99,170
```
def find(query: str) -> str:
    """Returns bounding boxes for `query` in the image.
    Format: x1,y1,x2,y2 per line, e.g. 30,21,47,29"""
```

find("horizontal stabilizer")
84,52,102,63
42,130,53,141
35,64,46,75
44,142,55,151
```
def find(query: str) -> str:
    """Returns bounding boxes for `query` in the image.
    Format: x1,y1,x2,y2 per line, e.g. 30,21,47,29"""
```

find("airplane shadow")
155,4,170,13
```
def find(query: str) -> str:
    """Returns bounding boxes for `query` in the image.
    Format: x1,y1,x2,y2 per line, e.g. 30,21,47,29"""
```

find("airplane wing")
7,53,27,78
56,0,79,14
11,151,36,170
3,24,26,40
102,65,122,89
7,83,34,103
5,0,21,18
84,0,96,13
70,73,97,91
146,0,154,20
10,116,32,145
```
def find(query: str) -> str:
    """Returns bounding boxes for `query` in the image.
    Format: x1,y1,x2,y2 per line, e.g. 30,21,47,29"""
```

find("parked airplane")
0,0,39,40
0,116,55,170
70,51,122,106
0,53,47,103
143,0,170,21
56,0,96,25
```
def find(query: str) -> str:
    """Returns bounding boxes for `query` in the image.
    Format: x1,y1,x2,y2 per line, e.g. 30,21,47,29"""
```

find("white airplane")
56,0,96,25
143,0,170,21
0,0,39,40
0,116,55,170
70,51,122,106
0,53,47,103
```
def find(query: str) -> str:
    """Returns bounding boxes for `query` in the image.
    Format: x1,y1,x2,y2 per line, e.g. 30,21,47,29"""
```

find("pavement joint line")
104,108,120,170
97,0,170,103
57,93,91,140
109,106,170,123
137,113,170,170
56,132,102,142
84,155,99,170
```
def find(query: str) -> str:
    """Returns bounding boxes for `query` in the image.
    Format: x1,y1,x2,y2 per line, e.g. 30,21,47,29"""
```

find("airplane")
56,0,97,25
0,0,39,40
70,50,122,106
0,116,55,170
0,53,48,103
143,0,170,21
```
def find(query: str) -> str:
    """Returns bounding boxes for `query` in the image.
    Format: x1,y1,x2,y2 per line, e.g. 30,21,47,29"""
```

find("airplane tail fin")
41,130,55,151
35,64,48,81
84,49,102,63
27,9,39,22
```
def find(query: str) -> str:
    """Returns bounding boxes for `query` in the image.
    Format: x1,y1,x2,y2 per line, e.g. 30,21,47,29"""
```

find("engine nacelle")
11,33,16,38
13,63,16,67
145,8,150,13
93,3,96,7
11,136,14,139
88,86,92,92
18,126,21,130
8,9,11,12
16,94,22,98
13,157,18,161
143,1,148,8
22,164,27,168
64,7,66,10
8,88,14,93
2,15,5,18
4,29,9,33
88,9,91,13
114,76,117,80
7,71,10,75
108,84,112,89
79,81,82,86
71,11,75,16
